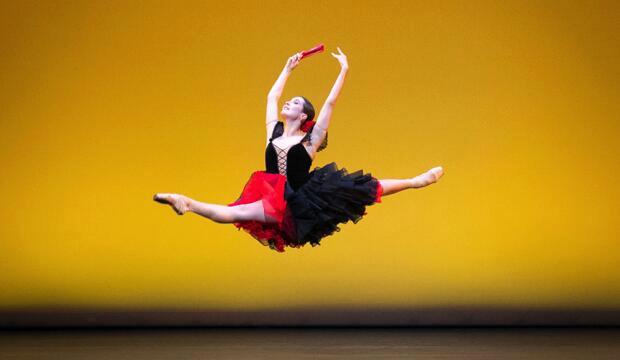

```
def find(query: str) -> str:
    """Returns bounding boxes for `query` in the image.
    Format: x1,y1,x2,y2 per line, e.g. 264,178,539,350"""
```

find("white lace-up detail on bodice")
271,142,292,176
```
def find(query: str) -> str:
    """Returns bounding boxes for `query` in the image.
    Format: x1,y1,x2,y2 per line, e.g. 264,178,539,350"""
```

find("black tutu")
284,161,383,248
228,161,383,252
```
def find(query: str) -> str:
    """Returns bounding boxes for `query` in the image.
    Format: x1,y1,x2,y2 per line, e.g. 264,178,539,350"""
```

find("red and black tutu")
227,162,383,252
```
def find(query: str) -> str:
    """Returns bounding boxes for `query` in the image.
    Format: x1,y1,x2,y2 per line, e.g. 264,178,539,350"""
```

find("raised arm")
266,53,301,142
308,47,349,152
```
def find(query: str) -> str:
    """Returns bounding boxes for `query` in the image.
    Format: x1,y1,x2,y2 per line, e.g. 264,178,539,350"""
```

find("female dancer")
154,47,444,252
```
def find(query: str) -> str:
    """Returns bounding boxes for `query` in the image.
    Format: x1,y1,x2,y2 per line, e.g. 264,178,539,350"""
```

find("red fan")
300,43,324,60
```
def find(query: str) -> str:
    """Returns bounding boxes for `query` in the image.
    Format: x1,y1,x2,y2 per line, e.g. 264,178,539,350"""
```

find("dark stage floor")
1,327,619,359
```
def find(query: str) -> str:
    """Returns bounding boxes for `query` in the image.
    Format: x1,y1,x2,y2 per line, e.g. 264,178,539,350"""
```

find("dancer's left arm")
308,47,349,152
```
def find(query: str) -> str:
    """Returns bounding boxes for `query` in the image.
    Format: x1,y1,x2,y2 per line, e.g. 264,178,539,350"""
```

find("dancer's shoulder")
271,121,284,139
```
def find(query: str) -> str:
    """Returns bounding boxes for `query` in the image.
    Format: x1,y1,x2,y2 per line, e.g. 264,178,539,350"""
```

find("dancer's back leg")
379,166,444,197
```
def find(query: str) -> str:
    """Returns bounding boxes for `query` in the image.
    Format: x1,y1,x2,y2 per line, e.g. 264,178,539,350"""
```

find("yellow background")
1,1,618,310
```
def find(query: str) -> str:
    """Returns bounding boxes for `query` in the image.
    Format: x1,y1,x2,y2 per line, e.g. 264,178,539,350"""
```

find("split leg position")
153,166,444,222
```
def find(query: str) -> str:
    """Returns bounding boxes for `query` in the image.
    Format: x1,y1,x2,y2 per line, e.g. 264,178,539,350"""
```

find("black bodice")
265,121,313,191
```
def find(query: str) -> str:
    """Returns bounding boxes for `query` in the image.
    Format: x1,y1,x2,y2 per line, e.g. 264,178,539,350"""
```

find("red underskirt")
227,171,383,252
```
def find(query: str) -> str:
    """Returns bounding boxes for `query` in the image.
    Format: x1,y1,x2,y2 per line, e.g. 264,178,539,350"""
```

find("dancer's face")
281,96,307,121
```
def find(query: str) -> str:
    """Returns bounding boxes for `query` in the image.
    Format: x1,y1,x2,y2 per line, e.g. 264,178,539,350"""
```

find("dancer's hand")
331,47,348,70
284,52,302,72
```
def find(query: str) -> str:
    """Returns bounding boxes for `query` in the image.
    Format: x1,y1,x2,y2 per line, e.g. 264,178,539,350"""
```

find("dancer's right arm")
266,53,301,142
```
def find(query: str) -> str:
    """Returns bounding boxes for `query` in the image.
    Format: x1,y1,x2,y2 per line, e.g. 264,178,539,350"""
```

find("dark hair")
300,96,328,152
300,96,315,121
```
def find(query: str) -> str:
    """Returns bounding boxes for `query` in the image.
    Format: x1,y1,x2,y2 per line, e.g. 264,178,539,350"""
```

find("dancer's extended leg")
379,166,444,197
153,194,278,224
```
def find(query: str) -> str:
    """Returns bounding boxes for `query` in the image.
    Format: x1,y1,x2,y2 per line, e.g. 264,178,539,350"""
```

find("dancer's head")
281,96,314,123
281,95,328,151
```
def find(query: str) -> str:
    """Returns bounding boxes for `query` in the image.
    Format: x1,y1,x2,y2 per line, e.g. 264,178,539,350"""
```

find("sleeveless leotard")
228,120,383,252
265,121,313,191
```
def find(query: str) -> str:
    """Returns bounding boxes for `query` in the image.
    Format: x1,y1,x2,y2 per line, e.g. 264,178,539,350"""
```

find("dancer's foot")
153,193,191,215
410,166,444,188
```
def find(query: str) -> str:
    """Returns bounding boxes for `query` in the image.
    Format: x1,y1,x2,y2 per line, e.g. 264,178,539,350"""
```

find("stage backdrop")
1,0,618,325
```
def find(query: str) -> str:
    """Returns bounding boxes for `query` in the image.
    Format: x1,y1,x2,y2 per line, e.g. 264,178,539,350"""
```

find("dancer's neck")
283,119,305,137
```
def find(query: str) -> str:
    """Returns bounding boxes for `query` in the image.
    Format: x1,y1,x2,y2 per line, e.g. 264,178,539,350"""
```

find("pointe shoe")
153,193,190,215
410,166,444,188
428,166,444,182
